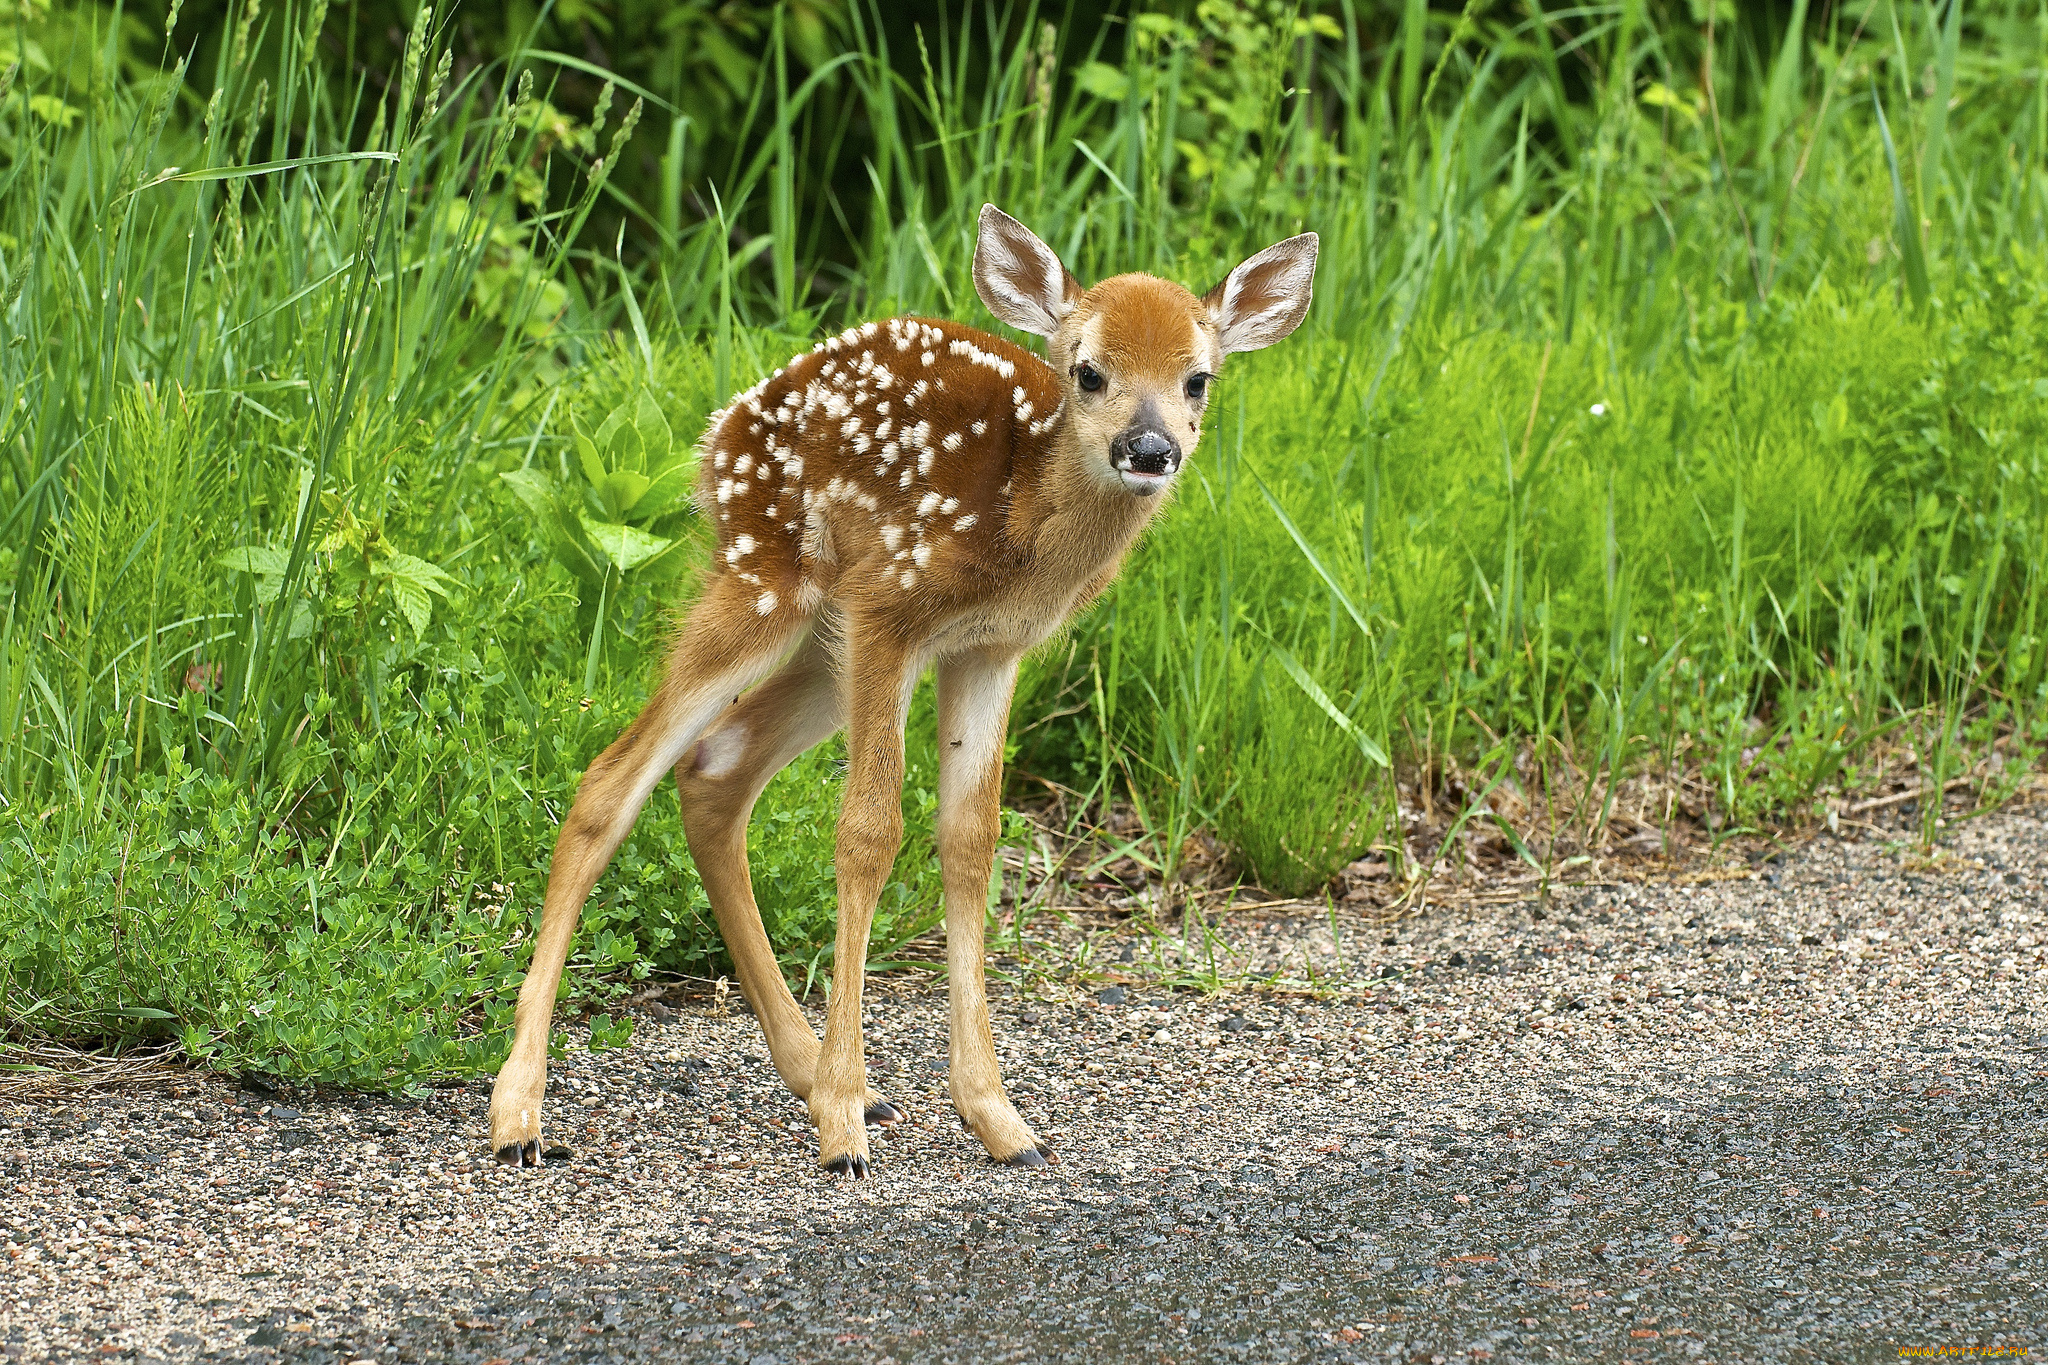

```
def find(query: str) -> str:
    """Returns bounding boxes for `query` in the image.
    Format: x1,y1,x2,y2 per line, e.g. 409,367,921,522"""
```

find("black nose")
1116,428,1179,475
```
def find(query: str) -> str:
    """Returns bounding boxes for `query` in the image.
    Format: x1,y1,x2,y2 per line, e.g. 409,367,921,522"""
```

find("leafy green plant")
220,490,459,642
501,387,697,687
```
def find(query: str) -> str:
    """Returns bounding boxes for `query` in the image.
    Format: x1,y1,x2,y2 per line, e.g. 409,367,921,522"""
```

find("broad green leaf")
1074,61,1128,101
580,513,674,573
219,546,290,577
574,429,606,487
547,503,609,588
384,552,456,594
592,406,633,477
597,469,651,521
634,459,698,520
605,417,643,475
572,414,608,489
388,577,432,638
631,389,673,467
632,534,693,582
498,467,560,520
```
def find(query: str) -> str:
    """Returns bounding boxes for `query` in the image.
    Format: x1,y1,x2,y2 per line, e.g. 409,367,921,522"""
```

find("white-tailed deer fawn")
489,206,1316,1176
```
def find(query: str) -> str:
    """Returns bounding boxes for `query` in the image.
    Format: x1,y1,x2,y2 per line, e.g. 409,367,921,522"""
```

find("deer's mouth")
1110,425,1180,496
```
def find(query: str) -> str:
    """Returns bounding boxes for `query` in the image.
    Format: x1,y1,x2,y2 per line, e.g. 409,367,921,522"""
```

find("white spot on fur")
953,513,978,531
696,725,748,778
802,508,836,565
970,419,988,436
755,591,778,615
942,432,963,452
917,491,941,518
881,524,904,552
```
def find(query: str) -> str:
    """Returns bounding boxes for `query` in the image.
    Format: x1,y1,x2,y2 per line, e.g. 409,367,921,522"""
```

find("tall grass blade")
1874,89,1931,311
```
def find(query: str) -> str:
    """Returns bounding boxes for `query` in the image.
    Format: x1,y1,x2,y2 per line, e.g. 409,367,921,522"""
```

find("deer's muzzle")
1110,424,1180,495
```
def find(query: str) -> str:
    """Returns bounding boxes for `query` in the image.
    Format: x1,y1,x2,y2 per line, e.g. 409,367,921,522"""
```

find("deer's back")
699,318,1063,620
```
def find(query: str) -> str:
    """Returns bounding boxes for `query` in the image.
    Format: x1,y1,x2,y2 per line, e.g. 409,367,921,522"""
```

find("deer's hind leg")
489,577,808,1167
676,630,903,1127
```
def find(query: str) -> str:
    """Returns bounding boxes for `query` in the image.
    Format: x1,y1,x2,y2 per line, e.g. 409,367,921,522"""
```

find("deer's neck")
1003,415,1162,586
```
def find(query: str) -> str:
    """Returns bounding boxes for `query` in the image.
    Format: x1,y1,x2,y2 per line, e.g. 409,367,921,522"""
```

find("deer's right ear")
973,205,1079,338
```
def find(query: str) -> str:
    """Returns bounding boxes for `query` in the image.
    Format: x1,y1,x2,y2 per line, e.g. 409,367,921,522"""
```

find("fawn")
488,206,1317,1175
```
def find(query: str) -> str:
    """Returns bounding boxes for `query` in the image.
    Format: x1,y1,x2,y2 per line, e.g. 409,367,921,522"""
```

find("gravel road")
5,812,2045,1364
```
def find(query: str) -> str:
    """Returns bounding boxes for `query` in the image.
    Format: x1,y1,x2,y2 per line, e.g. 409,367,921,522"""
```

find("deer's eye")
1185,374,1210,401
1074,363,1104,393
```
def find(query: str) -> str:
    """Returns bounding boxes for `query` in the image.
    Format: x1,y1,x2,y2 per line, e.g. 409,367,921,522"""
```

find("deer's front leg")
935,651,1049,1167
811,633,915,1177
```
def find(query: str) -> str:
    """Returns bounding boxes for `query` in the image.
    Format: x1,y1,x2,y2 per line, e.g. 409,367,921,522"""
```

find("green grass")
5,0,2048,1084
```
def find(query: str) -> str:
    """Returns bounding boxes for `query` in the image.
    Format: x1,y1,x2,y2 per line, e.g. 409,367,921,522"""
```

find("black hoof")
495,1140,539,1168
864,1100,904,1127
822,1153,870,1179
1000,1144,1051,1168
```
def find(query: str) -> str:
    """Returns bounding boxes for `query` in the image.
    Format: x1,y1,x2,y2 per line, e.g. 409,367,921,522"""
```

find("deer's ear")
1205,233,1319,355
973,205,1079,337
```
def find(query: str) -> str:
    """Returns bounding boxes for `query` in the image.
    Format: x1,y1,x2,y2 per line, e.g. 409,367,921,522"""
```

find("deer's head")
972,205,1318,498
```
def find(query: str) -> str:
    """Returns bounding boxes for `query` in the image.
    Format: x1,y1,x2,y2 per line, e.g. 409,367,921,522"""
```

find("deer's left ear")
1204,233,1318,355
